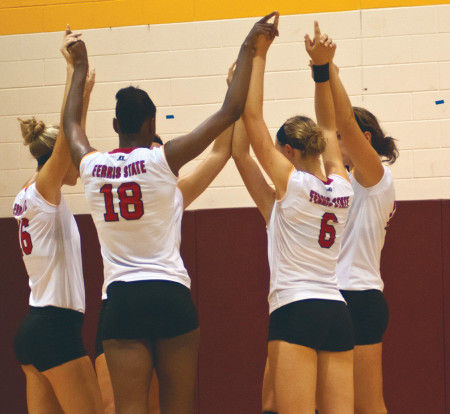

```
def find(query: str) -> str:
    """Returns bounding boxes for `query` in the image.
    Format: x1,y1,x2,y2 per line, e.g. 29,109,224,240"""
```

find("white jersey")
100,187,185,300
80,147,190,292
267,170,353,314
12,183,85,312
337,166,395,291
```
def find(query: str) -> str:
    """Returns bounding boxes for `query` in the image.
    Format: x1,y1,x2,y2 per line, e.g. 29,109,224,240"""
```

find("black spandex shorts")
340,289,389,345
95,299,108,357
103,280,199,341
268,299,354,352
14,306,87,372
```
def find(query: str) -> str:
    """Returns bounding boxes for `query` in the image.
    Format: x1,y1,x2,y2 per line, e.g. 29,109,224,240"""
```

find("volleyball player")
63,14,278,414
94,127,233,414
237,18,355,413
322,28,398,414
12,27,102,414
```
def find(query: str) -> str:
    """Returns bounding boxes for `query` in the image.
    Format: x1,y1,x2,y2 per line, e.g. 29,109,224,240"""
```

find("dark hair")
115,87,156,134
153,134,163,145
353,107,398,165
276,115,326,157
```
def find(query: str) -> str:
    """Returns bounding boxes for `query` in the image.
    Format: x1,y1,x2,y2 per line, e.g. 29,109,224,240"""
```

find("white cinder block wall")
0,4,449,217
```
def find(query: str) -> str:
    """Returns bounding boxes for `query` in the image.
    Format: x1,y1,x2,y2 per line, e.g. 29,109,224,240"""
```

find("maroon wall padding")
443,200,450,414
1,200,449,414
381,201,446,414
194,208,269,414
0,219,28,414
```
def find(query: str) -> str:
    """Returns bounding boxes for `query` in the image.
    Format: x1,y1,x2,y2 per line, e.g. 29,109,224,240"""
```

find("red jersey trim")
108,147,140,154
305,171,334,185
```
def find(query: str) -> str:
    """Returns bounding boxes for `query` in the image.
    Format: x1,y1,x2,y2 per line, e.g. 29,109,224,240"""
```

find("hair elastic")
276,125,305,151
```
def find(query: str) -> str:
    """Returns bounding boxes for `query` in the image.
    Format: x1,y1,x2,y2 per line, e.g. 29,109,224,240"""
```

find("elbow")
222,101,245,124
336,109,356,130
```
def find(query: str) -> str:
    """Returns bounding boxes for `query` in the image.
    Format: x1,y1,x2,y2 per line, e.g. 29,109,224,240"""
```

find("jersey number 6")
100,182,144,222
18,218,33,256
318,212,338,249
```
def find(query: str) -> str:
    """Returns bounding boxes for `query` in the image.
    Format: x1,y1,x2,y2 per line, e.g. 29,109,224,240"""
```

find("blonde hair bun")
19,117,46,145
18,117,58,162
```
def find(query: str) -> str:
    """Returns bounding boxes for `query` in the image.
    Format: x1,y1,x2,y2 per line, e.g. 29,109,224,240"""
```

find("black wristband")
312,62,330,83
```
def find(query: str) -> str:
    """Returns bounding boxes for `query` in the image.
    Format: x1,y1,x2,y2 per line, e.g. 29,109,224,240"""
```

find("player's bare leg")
43,356,103,414
155,328,199,414
95,353,115,414
316,350,353,414
353,343,387,414
262,356,277,412
21,364,64,414
268,341,317,414
103,339,154,414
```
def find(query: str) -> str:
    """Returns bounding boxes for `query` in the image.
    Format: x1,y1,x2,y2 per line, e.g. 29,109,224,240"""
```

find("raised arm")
325,39,384,186
63,38,96,169
178,124,233,209
35,27,90,204
232,118,275,223
305,21,349,181
163,12,279,177
241,13,293,200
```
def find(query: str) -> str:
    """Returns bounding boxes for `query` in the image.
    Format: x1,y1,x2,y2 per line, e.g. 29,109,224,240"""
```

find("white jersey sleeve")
80,146,190,292
267,170,354,314
12,183,85,312
336,165,396,291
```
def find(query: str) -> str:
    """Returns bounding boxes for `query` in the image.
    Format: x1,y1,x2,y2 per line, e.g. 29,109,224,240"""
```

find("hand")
68,38,88,67
244,11,279,54
84,68,96,96
304,21,336,65
226,60,237,86
61,24,82,66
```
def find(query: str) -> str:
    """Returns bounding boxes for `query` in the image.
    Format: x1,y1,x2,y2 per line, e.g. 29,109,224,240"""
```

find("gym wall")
0,1,449,413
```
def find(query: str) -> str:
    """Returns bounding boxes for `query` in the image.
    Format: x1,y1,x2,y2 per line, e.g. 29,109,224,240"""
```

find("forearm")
243,55,265,120
64,63,87,132
81,93,90,131
329,63,356,131
51,65,74,160
63,62,89,166
222,42,254,121
314,77,336,132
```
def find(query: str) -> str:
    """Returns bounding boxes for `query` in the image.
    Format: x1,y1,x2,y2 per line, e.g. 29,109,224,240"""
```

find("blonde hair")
277,115,326,157
19,117,59,163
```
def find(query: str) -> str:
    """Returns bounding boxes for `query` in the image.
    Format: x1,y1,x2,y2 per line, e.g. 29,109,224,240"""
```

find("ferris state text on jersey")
309,190,350,209
91,161,146,179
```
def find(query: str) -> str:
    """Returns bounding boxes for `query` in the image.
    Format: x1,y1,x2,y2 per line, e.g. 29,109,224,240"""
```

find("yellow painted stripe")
0,0,447,36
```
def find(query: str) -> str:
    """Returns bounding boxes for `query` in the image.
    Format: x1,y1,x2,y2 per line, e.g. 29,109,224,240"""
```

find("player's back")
80,146,190,290
267,170,353,313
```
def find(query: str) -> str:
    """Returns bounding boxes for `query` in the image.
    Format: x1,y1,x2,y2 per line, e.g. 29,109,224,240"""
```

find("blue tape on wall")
166,115,175,119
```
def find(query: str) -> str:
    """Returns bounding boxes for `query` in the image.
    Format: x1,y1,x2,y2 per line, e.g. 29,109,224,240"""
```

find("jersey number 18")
100,182,144,222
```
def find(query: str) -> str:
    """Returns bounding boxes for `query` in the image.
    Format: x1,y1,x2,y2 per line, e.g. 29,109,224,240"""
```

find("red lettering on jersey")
140,160,146,173
131,162,137,176
100,165,107,178
92,165,98,176
106,167,113,179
